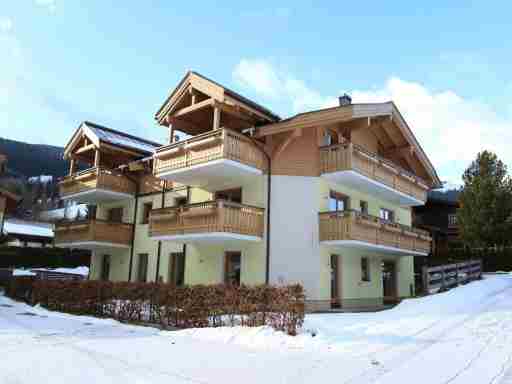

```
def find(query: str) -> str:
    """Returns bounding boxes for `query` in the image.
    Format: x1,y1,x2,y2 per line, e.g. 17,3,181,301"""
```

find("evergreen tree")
458,151,512,249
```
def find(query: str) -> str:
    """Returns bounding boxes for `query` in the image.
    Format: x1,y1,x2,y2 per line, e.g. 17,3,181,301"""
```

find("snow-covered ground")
2,275,512,383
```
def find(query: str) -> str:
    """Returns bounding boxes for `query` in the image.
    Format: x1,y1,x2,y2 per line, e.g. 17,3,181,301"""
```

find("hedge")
6,279,305,335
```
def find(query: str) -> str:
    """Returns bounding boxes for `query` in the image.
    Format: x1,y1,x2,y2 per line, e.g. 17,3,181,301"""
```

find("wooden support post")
213,105,221,130
422,265,429,295
169,124,175,144
69,157,76,176
94,149,100,168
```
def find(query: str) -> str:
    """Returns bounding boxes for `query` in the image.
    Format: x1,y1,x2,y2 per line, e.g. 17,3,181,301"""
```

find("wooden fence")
422,259,483,294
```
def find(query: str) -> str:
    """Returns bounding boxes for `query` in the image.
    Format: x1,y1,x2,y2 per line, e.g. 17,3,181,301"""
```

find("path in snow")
1,275,512,383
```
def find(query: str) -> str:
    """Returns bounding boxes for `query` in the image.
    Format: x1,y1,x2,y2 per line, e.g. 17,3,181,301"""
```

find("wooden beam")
381,144,414,158
100,142,144,157
169,124,175,144
69,157,76,176
189,87,197,105
94,149,100,168
219,102,258,124
172,98,214,119
213,104,221,130
75,144,96,155
272,129,302,159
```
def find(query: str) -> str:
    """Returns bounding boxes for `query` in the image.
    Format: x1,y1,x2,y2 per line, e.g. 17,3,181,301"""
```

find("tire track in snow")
342,284,512,384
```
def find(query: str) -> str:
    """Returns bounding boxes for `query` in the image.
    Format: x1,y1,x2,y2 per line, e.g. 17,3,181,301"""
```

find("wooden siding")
320,142,429,202
54,219,133,246
319,210,431,254
153,128,266,177
270,127,320,176
149,200,264,238
138,174,169,195
59,167,136,197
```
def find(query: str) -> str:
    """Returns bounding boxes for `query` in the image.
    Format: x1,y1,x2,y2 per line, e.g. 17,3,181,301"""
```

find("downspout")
124,173,139,282
155,183,166,282
247,134,271,285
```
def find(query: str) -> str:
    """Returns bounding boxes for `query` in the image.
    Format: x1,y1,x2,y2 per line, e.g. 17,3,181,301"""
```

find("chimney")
338,93,352,106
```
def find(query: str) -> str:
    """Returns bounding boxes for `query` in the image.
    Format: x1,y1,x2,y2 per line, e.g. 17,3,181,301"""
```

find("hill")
0,137,70,178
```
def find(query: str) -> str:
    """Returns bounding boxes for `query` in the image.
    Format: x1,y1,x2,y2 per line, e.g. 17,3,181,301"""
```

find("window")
224,252,241,286
174,196,188,207
168,252,186,286
379,208,394,222
100,255,110,281
448,214,458,227
361,257,370,282
108,207,123,223
137,254,148,283
215,188,242,204
329,191,349,211
141,202,153,224
360,201,369,214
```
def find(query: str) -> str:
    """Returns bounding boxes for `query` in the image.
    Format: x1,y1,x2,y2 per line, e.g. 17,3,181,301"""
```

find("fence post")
441,266,446,291
422,265,429,295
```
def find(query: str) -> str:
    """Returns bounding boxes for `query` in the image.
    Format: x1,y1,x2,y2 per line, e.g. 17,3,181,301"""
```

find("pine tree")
458,151,512,249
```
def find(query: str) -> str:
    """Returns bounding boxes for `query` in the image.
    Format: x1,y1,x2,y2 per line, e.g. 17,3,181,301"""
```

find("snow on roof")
12,269,36,277
3,219,54,238
28,175,53,184
84,122,161,154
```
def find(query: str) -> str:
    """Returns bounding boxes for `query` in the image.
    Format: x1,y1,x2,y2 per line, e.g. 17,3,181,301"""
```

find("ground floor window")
168,252,185,286
224,252,241,286
100,254,110,281
361,257,370,282
137,253,148,282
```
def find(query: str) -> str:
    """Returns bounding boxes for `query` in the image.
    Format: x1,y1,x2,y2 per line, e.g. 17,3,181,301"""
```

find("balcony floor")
156,159,263,192
60,188,134,204
321,239,428,256
151,232,262,244
321,170,424,206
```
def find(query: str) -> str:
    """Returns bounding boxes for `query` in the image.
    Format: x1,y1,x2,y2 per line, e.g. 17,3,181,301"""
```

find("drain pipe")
154,182,166,282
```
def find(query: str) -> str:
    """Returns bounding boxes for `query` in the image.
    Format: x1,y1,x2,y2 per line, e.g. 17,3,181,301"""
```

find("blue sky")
1,1,511,184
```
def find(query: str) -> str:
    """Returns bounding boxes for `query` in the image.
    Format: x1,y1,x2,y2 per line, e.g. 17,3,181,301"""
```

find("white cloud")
35,0,57,13
0,17,13,33
232,58,512,184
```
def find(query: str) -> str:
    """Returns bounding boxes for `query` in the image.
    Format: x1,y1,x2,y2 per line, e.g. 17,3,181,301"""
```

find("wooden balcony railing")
54,219,133,246
153,128,267,177
319,210,431,254
59,167,136,198
319,143,429,202
149,200,265,239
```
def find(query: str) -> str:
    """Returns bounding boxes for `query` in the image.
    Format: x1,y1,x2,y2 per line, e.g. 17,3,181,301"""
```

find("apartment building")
55,71,440,310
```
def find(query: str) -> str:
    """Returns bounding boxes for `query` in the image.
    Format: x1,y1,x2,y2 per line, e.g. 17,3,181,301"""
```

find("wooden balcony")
59,167,136,204
319,210,431,255
149,200,265,243
320,143,429,206
54,219,133,250
153,128,266,192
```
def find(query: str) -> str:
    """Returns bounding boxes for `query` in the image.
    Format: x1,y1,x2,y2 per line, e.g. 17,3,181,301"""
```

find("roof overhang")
155,71,280,128
255,102,441,188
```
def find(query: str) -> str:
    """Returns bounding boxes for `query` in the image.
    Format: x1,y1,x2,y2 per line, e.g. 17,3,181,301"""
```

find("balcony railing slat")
319,143,428,202
55,219,133,246
154,128,266,176
149,200,264,238
59,167,136,198
319,210,431,254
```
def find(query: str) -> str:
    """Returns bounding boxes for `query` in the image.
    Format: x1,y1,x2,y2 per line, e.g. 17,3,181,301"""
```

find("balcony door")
108,207,123,223
329,191,349,212
330,254,341,308
224,251,241,286
382,261,397,302
137,253,148,283
168,252,186,286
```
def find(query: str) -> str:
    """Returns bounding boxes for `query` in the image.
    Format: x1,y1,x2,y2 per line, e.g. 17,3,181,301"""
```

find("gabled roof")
256,101,441,187
155,71,281,125
64,121,162,159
